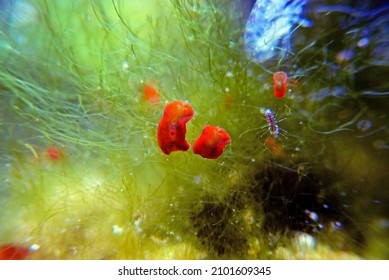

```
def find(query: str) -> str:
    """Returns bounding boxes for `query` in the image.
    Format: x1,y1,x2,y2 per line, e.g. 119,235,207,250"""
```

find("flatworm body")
273,71,288,98
265,136,283,157
0,244,30,260
193,125,231,159
157,100,194,155
143,81,160,105
46,147,63,161
244,0,310,62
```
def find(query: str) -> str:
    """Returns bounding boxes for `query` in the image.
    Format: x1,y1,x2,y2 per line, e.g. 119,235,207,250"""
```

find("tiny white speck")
112,225,124,234
122,61,129,70
226,71,234,78
357,38,370,48
193,175,202,184
305,210,319,222
29,244,40,251
294,232,316,251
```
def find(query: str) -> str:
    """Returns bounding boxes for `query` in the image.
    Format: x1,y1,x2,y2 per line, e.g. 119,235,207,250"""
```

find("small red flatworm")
0,244,30,260
193,125,231,159
157,100,194,154
273,71,288,99
46,147,63,161
265,136,283,157
143,81,161,105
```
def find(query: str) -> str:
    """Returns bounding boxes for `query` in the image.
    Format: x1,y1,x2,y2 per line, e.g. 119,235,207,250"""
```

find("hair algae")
0,0,388,259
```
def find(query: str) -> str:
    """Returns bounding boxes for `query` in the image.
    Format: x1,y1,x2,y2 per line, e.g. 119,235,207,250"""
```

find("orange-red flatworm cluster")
193,125,231,159
157,100,194,155
157,100,230,159
273,71,288,99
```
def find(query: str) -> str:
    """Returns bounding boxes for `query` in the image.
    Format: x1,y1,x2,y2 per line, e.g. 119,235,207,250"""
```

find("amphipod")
264,109,280,138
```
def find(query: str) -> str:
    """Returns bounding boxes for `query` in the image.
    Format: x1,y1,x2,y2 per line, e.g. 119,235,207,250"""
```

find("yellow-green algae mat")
0,0,388,259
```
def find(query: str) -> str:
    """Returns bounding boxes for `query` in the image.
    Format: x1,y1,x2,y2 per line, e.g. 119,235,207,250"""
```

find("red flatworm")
273,71,288,99
157,100,194,155
193,125,231,159
0,244,30,260
46,147,63,161
143,81,161,105
265,136,283,157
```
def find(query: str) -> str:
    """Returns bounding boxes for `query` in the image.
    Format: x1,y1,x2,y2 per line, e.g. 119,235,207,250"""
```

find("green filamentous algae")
0,0,388,259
